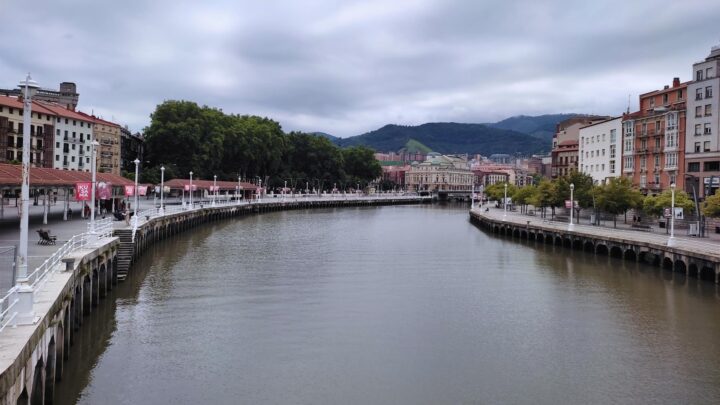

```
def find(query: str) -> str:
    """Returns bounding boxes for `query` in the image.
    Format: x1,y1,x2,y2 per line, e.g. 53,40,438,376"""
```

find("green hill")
335,122,549,155
484,114,586,142
403,139,432,154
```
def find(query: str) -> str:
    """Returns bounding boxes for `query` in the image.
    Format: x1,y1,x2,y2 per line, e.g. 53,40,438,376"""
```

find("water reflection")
57,205,720,405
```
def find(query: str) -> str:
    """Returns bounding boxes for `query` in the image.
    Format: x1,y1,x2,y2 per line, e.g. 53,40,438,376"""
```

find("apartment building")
0,96,55,167
551,116,610,178
578,117,622,184
622,78,687,193
686,44,720,198
39,102,94,172
0,82,79,111
78,113,121,175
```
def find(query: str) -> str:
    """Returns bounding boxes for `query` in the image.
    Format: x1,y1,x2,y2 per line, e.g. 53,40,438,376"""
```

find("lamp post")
90,140,100,234
189,171,193,208
16,73,39,289
471,183,475,209
160,166,165,215
568,183,575,230
668,183,676,246
503,183,508,220
133,159,140,231
284,180,287,201
238,175,242,204
213,174,217,206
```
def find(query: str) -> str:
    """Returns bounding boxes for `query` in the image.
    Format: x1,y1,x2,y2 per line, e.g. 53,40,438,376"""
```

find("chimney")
672,77,680,87
664,85,669,90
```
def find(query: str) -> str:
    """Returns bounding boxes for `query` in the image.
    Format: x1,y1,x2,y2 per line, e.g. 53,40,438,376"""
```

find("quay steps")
114,228,134,281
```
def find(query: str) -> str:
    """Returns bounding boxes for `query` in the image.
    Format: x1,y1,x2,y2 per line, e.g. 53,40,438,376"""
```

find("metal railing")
26,233,91,291
0,286,19,332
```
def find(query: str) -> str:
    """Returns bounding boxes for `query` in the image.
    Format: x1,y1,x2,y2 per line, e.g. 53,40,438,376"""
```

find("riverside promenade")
470,205,720,283
0,193,428,404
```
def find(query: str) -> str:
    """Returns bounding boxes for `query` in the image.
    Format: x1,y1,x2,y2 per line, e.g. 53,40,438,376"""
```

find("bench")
36,229,57,245
631,223,652,232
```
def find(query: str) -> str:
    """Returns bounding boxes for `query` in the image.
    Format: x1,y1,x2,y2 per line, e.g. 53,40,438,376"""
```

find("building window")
704,141,711,152
640,175,647,188
695,124,702,136
663,93,668,104
695,142,701,152
706,86,713,98
55,142,59,148
655,138,660,149
697,70,704,81
696,88,703,100
55,155,59,161
610,129,616,143
707,67,714,78
688,162,700,172
705,161,720,171
641,156,647,169
706,104,713,116
610,161,615,172
65,118,68,124
677,89,683,99
654,174,660,184
696,106,703,117
56,129,60,136
610,145,616,158
705,123,712,135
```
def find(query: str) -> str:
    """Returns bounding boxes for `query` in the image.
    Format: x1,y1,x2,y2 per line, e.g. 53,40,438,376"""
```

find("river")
55,204,720,404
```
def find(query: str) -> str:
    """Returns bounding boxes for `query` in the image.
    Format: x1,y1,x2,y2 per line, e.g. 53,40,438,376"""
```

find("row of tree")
137,101,382,190
484,171,720,226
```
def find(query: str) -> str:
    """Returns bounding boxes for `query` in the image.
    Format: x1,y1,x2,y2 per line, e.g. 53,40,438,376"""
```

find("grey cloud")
1,0,719,137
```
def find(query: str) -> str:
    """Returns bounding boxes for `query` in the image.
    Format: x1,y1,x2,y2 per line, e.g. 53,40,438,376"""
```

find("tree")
643,189,695,218
529,179,557,218
484,182,517,204
702,190,720,218
595,177,644,227
512,185,536,214
556,172,595,224
342,146,382,185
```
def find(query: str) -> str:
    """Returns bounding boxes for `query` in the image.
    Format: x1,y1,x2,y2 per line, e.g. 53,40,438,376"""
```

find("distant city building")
0,96,55,168
551,116,610,178
121,127,144,174
406,153,473,193
622,78,687,193
686,44,720,197
0,82,79,111
578,117,622,184
488,154,511,164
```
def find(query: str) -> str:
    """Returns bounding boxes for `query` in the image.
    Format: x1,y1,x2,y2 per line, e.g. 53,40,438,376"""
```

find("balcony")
623,166,634,173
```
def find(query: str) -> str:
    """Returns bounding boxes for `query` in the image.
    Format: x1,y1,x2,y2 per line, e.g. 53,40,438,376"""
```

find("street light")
189,171,193,208
503,183,508,220
160,166,165,215
133,159,140,231
568,183,575,230
213,174,217,206
16,73,39,299
238,175,242,204
90,140,100,234
668,183,676,247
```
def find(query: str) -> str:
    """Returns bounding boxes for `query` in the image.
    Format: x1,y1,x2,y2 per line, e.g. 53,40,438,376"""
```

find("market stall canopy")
0,163,135,188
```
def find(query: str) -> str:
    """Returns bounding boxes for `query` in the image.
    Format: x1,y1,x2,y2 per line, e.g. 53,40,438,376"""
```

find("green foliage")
143,101,380,191
642,190,695,217
556,172,594,209
702,190,720,218
512,184,536,206
484,182,517,202
529,179,558,209
595,177,643,226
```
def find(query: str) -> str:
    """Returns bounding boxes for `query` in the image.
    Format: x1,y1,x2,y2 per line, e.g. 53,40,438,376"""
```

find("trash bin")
659,221,665,228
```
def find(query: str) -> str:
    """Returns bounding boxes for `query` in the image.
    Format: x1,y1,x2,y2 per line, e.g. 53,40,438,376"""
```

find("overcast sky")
1,0,719,137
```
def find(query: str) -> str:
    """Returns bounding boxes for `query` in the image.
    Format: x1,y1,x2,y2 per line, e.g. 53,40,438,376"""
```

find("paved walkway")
479,203,720,243
474,205,720,259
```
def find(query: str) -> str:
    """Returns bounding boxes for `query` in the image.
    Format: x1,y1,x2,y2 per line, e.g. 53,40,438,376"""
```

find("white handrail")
0,286,19,332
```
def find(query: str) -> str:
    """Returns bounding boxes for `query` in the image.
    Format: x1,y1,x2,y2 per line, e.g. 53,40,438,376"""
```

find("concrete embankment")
470,208,720,283
0,196,428,404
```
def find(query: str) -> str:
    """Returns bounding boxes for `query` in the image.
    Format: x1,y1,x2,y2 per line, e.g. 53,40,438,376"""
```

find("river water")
56,204,720,404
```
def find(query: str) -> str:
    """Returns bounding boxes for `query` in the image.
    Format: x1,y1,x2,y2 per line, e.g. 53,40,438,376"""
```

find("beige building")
406,153,474,193
79,113,121,175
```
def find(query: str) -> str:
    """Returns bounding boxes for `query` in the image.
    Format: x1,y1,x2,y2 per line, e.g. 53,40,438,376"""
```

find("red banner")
75,182,91,201
184,184,190,191
124,185,135,197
